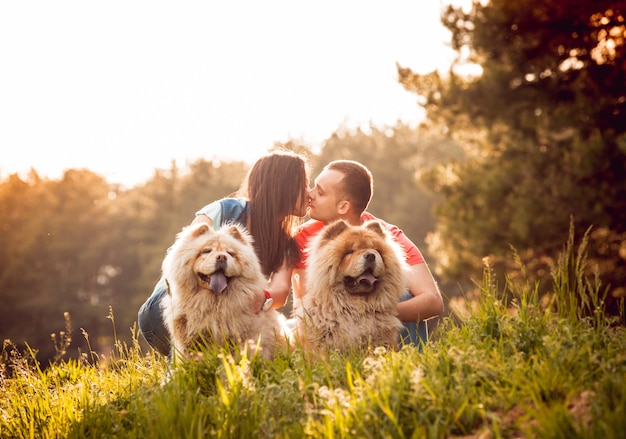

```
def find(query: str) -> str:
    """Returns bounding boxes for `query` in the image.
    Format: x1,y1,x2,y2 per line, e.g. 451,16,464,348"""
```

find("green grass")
2,228,625,438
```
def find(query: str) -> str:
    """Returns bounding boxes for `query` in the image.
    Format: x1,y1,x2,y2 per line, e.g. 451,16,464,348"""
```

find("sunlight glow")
0,1,454,188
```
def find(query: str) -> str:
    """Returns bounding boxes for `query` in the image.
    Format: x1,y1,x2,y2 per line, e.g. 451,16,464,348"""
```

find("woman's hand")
253,289,267,314
265,261,293,308
252,260,293,313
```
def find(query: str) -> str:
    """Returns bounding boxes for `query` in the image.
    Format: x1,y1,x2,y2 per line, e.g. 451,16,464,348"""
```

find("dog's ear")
321,220,349,242
190,223,211,238
226,225,248,244
364,220,385,238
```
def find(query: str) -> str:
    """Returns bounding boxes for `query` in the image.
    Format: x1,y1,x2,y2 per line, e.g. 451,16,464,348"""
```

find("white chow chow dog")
161,222,285,361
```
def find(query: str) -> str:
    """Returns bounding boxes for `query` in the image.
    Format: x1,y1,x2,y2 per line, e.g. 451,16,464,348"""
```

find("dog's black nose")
364,252,376,262
215,254,228,270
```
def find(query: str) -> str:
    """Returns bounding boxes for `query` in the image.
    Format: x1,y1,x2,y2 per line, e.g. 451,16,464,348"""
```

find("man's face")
308,169,344,223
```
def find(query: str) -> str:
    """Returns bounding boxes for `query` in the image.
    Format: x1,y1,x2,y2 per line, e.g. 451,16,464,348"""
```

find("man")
291,160,443,347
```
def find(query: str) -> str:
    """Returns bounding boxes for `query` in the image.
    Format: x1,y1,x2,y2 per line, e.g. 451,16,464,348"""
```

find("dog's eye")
227,251,235,257
201,248,212,254
343,249,354,257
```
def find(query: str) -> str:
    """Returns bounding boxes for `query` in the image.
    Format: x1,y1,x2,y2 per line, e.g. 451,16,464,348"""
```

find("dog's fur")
293,220,407,352
161,222,284,361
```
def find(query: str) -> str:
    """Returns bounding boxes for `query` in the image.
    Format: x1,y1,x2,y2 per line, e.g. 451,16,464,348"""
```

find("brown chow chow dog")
161,222,284,361
293,220,407,352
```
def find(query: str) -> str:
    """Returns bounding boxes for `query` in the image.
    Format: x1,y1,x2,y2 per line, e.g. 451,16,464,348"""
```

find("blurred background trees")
398,0,625,315
1,0,624,366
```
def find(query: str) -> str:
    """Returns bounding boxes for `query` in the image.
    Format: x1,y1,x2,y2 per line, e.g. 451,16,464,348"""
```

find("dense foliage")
398,0,626,316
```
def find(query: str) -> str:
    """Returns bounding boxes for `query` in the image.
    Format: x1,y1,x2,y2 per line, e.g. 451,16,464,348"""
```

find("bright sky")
0,1,455,188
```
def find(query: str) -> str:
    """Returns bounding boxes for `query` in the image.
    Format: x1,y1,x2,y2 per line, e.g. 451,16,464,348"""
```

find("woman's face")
291,176,310,217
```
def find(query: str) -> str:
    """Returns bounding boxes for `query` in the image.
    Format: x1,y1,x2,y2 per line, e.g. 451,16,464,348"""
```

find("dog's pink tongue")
356,273,377,287
210,271,228,295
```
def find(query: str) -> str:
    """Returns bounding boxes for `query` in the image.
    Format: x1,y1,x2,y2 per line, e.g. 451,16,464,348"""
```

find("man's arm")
396,262,444,322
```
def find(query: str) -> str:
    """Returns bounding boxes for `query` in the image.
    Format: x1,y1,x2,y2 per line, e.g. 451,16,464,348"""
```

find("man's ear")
337,200,351,215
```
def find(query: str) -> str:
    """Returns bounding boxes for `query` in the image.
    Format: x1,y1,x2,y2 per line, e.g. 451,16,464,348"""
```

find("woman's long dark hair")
237,150,308,277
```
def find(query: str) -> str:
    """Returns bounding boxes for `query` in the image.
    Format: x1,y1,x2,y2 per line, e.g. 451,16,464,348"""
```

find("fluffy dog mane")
296,219,408,351
161,222,283,360
163,223,264,309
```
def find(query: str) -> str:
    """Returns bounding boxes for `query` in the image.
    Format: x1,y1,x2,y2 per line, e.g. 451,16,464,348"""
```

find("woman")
138,150,310,356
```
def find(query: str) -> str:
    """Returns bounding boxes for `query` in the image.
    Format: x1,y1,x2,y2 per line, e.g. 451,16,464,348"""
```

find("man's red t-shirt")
294,212,425,269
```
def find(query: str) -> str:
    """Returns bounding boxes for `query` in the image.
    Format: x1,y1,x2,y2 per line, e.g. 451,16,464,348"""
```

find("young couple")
138,150,443,356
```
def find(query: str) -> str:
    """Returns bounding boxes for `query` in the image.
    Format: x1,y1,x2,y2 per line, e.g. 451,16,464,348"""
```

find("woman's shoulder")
219,198,249,226
196,198,249,229
219,197,247,210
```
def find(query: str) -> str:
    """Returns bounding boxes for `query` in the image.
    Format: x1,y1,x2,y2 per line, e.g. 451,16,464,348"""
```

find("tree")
0,169,121,362
398,0,626,312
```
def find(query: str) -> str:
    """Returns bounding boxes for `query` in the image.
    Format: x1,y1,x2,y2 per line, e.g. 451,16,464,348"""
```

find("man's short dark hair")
325,160,373,214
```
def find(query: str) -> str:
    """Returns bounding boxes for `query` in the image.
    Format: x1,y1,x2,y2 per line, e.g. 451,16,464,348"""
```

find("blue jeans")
398,290,429,352
137,278,171,357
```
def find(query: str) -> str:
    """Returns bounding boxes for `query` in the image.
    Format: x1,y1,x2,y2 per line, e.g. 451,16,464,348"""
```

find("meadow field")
1,231,625,438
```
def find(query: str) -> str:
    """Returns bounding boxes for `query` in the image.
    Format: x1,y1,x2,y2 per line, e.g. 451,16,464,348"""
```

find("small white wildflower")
236,357,255,391
317,386,351,410
410,366,425,393
332,387,351,409
318,385,332,399
362,355,385,375
373,346,388,356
